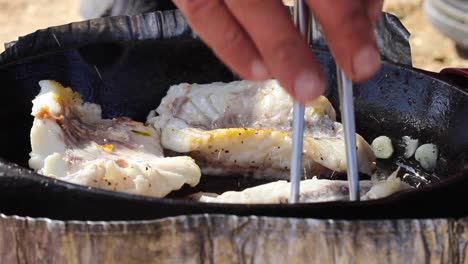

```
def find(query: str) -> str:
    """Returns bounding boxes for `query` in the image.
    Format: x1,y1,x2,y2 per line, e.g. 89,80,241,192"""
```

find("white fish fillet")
149,80,375,179
29,80,201,198
197,171,411,204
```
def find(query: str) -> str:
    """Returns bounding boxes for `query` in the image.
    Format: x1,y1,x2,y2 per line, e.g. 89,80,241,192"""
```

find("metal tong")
290,0,360,203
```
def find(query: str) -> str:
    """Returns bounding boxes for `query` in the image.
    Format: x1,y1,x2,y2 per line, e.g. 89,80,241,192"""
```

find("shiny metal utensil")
337,70,360,201
290,0,310,203
289,0,360,202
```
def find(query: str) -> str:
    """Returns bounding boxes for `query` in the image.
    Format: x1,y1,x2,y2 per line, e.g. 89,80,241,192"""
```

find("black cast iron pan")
0,11,467,221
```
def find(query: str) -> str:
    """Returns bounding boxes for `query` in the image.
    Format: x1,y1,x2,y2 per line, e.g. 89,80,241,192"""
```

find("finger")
307,0,381,82
172,0,270,80
225,0,325,104
364,0,384,24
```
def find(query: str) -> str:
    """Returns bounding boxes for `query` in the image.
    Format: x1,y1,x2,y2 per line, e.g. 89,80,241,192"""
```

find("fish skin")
29,80,201,198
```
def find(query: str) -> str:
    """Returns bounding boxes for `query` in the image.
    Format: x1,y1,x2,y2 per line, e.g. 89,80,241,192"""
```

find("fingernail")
353,45,381,80
294,71,324,102
251,60,269,80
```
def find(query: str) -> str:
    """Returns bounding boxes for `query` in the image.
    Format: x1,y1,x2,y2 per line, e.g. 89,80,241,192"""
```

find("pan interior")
0,39,467,216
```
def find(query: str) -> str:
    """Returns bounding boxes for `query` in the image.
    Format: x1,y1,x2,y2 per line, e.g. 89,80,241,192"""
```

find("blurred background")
0,0,466,72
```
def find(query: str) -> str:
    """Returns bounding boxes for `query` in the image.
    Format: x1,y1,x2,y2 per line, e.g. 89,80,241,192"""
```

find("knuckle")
210,28,252,77
336,9,370,34
270,38,304,66
220,27,245,52
214,39,247,68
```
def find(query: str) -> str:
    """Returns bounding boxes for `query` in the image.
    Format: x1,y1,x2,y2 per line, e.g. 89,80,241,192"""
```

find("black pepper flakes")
225,150,229,153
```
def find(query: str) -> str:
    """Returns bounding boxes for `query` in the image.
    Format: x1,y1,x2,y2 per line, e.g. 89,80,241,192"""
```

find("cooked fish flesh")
148,80,375,179
197,171,411,204
29,80,201,197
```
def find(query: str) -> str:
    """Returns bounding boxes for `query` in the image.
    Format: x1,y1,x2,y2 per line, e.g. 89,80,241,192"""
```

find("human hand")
173,0,383,104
